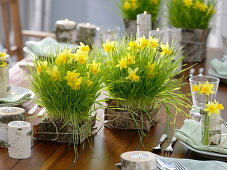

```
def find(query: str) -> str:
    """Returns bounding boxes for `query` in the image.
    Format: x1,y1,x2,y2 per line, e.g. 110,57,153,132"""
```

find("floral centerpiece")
30,43,103,144
192,80,224,145
0,52,10,97
119,0,161,35
167,0,216,62
100,37,189,132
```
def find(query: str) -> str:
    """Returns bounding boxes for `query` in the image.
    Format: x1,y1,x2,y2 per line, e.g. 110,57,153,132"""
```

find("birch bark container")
55,19,76,43
8,121,32,159
120,151,157,170
137,12,152,38
0,107,25,147
0,54,10,97
76,23,96,47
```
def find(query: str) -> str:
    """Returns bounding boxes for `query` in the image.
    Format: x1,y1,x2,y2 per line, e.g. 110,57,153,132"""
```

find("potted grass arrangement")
167,0,216,62
100,37,189,132
30,43,103,144
119,0,161,36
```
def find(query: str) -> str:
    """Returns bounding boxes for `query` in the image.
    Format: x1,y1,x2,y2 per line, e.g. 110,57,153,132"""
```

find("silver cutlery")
152,134,167,151
189,68,195,77
28,104,38,115
157,158,176,170
198,68,204,76
164,136,178,152
172,160,188,170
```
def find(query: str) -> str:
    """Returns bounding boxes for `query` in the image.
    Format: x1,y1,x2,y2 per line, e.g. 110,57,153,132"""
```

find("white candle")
8,121,31,159
120,151,157,170
137,11,152,38
149,28,167,42
56,19,76,30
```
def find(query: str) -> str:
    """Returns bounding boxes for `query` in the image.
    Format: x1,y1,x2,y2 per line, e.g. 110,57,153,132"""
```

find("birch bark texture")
8,121,32,159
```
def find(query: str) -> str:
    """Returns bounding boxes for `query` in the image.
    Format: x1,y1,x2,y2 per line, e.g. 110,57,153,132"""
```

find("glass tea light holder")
96,26,120,44
189,75,220,121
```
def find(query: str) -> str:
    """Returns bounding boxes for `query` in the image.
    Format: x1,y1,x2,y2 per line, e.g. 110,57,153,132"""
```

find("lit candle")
77,22,97,46
55,19,76,42
149,28,165,41
120,151,157,169
137,12,152,38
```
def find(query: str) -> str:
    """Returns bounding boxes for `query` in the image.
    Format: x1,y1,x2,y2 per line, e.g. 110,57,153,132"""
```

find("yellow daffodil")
199,81,214,96
56,53,68,64
147,62,155,77
136,36,149,49
75,53,88,64
160,43,172,56
204,101,224,116
0,52,7,60
128,41,139,52
86,80,94,86
64,71,83,90
126,54,135,65
123,1,131,9
184,0,192,7
192,85,200,92
116,57,128,69
36,61,48,73
126,67,140,82
149,37,159,48
0,61,7,67
103,40,115,53
194,1,208,12
77,42,90,53
131,0,138,9
50,65,60,81
87,61,101,75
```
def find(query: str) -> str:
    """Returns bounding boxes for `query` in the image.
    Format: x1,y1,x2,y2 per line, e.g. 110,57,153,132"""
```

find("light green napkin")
175,119,227,154
210,59,227,77
25,37,77,57
163,157,227,170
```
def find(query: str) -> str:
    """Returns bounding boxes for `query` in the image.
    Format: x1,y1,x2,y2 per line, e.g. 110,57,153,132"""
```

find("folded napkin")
25,37,77,57
210,59,227,77
163,156,227,170
0,86,32,103
175,119,227,154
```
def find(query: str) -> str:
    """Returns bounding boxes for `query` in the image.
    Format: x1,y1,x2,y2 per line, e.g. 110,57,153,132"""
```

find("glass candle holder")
189,75,220,109
96,26,120,44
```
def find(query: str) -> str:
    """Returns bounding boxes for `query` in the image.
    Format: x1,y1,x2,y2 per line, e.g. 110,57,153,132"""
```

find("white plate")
208,68,227,84
0,86,33,107
180,141,227,159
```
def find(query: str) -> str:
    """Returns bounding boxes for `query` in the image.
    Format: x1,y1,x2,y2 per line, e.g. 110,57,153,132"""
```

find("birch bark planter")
104,99,159,131
0,107,25,147
124,19,137,37
181,28,210,62
33,117,96,144
8,121,31,159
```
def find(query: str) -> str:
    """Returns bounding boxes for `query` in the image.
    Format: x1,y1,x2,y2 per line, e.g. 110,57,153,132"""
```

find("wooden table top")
1,48,227,170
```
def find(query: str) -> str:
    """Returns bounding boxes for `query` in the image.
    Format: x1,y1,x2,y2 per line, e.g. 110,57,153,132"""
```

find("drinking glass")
189,75,220,109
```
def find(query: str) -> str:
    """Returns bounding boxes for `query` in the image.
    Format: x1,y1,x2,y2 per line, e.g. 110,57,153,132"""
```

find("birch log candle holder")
120,151,157,170
0,107,25,147
8,121,32,159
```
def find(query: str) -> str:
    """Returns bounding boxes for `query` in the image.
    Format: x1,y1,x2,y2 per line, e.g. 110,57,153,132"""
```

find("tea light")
8,121,32,159
77,22,97,46
120,151,157,170
137,11,152,38
55,19,76,42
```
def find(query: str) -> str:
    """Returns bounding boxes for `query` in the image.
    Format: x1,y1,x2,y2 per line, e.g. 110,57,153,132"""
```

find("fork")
164,136,178,152
172,160,188,170
152,134,167,151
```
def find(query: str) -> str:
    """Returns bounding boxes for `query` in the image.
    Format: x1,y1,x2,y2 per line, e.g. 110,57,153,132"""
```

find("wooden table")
1,48,227,170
